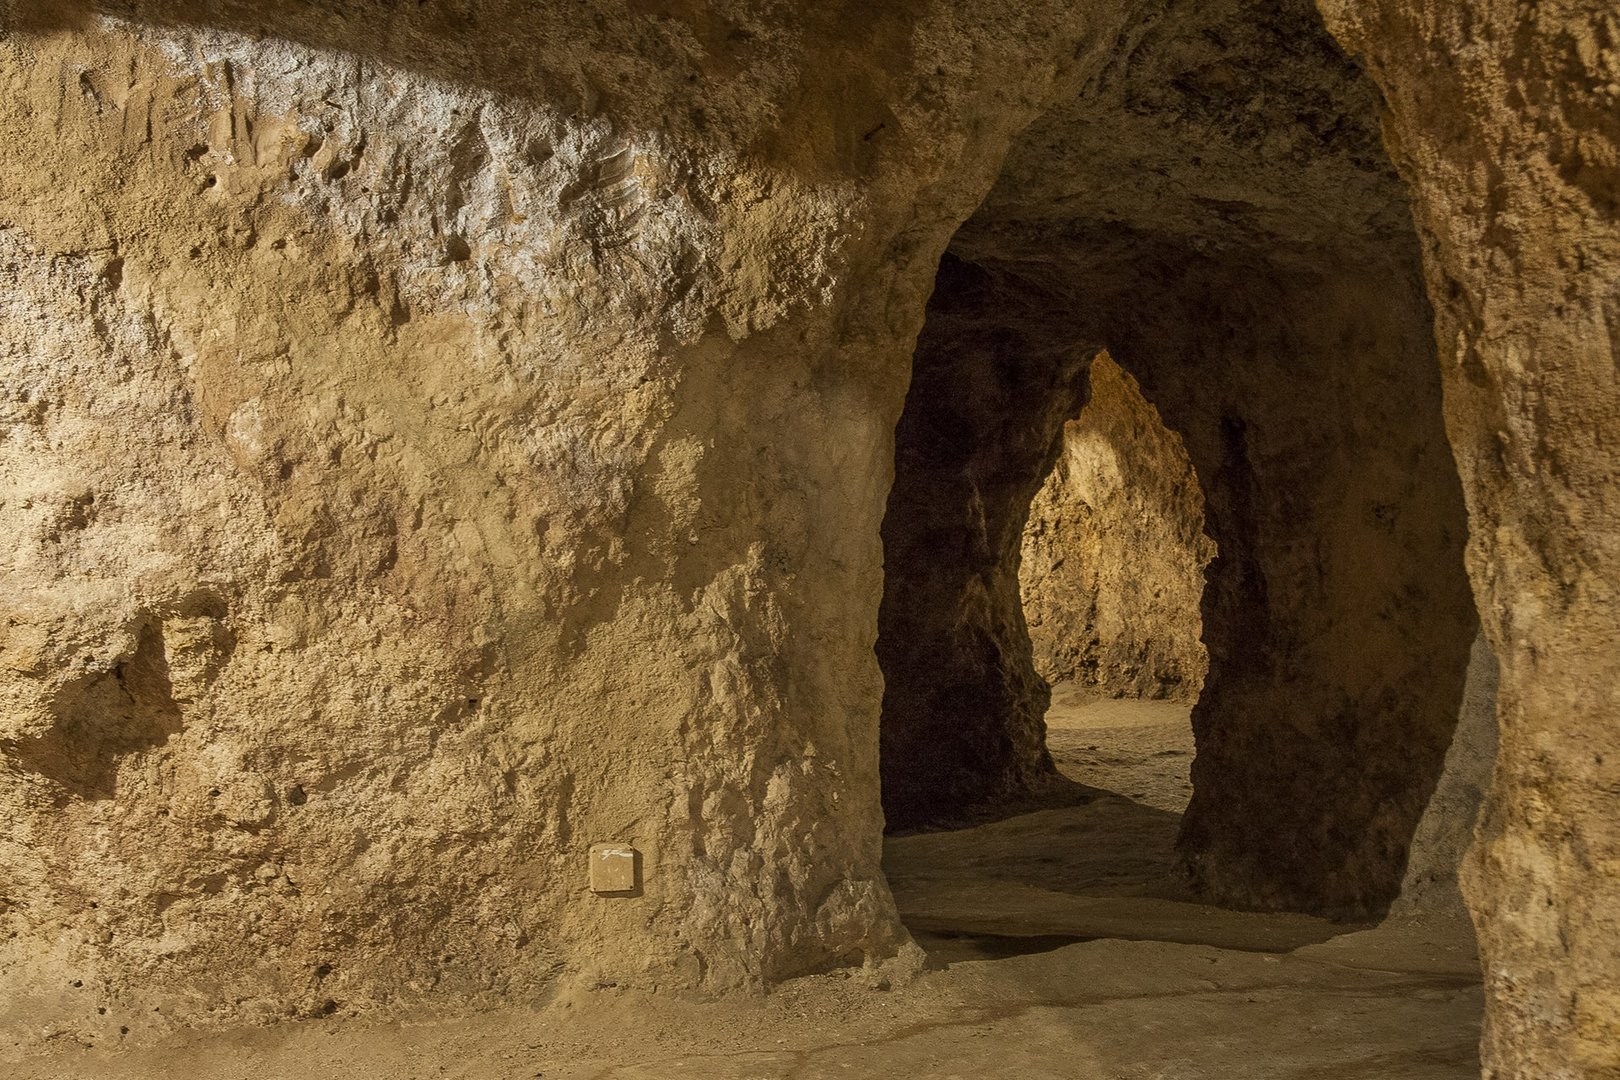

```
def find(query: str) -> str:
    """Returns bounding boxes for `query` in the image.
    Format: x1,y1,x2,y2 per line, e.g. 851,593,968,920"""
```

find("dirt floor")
6,689,1483,1079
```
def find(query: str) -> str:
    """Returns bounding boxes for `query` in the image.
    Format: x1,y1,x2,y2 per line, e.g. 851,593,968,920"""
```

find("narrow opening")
880,346,1242,961
1019,350,1211,819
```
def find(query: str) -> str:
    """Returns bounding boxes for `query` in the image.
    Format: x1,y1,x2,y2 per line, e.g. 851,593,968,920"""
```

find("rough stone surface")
1104,259,1475,918
1020,351,1214,702
875,254,1092,829
1316,2,1620,1074
0,0,1615,1076
0,0,1108,1042
1395,632,1500,920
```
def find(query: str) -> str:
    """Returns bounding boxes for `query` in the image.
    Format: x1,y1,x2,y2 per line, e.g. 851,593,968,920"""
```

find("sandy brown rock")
0,1,1614,1076
875,255,1093,828
1316,1,1620,1074
1020,352,1214,702
0,0,1111,1041
1394,632,1499,921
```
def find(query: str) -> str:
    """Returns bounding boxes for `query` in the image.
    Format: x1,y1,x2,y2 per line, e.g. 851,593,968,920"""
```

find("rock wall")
1105,257,1476,917
1020,351,1214,702
0,1,1614,1076
1395,632,1500,920
876,255,1092,828
0,0,1112,1042
1316,2,1620,1074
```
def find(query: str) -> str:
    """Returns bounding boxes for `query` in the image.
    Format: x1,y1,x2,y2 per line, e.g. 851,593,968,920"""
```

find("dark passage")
874,0,1477,919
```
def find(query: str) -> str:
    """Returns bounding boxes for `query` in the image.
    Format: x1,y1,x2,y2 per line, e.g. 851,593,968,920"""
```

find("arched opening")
873,0,1482,961
1020,349,1210,821
1022,352,1213,708
877,253,1480,958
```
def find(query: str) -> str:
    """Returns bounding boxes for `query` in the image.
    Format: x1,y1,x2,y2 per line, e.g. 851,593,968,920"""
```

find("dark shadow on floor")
885,695,1371,961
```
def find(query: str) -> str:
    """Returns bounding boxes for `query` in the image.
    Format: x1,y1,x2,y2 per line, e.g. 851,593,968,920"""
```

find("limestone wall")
1019,352,1214,702
0,0,1118,1042
0,2,1614,1076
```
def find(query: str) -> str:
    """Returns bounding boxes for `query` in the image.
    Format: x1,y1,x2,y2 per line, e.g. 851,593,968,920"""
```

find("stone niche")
1,1,1617,1079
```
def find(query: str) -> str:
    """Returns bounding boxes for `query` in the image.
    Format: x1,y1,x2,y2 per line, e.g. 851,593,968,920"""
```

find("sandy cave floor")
10,689,1483,1079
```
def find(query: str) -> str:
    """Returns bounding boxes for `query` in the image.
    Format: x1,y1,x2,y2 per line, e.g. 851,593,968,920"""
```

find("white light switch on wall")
589,844,639,894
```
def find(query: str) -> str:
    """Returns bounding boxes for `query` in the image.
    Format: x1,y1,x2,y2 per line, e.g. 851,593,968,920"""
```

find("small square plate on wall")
589,844,640,895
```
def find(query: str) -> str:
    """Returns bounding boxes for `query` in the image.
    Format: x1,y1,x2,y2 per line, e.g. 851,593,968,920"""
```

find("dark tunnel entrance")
871,0,1479,924
874,239,1477,923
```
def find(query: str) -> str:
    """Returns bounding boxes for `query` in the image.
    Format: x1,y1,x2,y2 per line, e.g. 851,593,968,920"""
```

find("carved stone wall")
0,0,1113,1039
0,2,1615,1076
1318,2,1620,1072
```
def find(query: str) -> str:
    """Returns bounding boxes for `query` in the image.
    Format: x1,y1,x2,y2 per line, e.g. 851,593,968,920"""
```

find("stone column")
1320,1,1620,1072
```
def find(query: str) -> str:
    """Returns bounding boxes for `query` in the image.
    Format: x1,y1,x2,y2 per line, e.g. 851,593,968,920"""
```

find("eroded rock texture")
0,0,1117,1041
875,255,1092,828
1317,1,1620,1074
0,0,1615,1076
1020,351,1214,702
1395,632,1500,921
